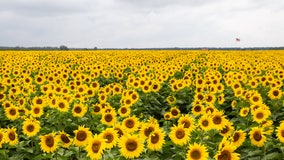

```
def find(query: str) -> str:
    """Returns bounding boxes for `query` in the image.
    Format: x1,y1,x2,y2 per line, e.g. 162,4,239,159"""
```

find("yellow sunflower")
252,108,271,124
178,114,196,132
249,92,263,105
85,134,106,160
119,134,144,159
92,104,102,115
164,112,172,120
0,129,7,148
118,105,131,117
30,105,44,118
73,125,92,147
215,145,240,160
39,132,59,153
166,95,176,105
100,111,117,126
170,106,181,118
57,131,72,148
276,121,284,143
268,88,282,100
6,127,18,146
101,128,119,149
211,111,228,130
4,105,19,121
56,99,69,112
191,104,204,117
239,107,249,117
22,118,41,137
230,130,246,148
186,143,209,160
139,122,158,140
249,127,266,147
198,115,213,131
169,125,190,146
147,128,165,151
122,116,140,133
72,103,87,117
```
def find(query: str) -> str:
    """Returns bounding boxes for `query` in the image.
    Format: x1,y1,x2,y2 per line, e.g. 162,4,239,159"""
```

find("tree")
59,45,69,50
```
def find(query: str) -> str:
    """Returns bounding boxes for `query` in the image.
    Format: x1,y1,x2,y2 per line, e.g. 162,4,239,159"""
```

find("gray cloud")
0,0,283,48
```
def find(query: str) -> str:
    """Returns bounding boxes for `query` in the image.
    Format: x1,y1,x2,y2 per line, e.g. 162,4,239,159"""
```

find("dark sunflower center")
94,106,100,112
58,102,65,109
253,131,262,141
150,133,159,144
105,134,114,143
206,96,213,102
176,129,185,139
171,109,178,116
45,136,54,147
61,134,70,143
256,112,264,119
104,114,113,122
34,107,40,114
273,90,279,96
74,106,82,113
121,107,127,114
221,126,229,134
144,127,154,137
36,99,43,105
281,130,284,137
194,106,201,112
126,140,138,151
132,94,137,100
202,120,209,127
76,131,87,141
125,99,131,105
190,149,201,159
0,133,3,142
126,119,134,128
27,124,35,132
9,132,16,141
213,116,222,124
252,96,259,102
9,108,17,116
182,121,190,128
92,141,101,153
218,150,231,160
233,133,240,142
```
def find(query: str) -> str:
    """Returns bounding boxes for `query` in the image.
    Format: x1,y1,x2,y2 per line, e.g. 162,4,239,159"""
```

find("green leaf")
263,152,280,160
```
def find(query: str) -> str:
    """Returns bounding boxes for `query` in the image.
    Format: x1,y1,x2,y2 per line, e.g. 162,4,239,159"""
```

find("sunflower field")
0,50,284,160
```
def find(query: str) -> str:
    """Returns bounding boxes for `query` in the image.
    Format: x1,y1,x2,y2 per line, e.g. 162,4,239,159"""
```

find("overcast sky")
0,0,284,48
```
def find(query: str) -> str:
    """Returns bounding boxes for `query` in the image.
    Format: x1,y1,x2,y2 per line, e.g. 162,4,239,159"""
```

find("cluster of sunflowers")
0,50,284,160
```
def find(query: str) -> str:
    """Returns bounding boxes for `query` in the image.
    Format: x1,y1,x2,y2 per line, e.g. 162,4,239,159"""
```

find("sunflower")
22,118,41,137
39,132,59,153
30,105,44,118
101,128,119,149
0,129,6,148
32,96,46,107
276,121,284,143
178,114,196,132
170,106,181,118
57,131,72,148
215,145,240,160
73,125,92,147
239,107,249,117
268,88,282,100
249,127,266,147
139,123,158,140
100,111,117,126
231,130,246,148
119,134,144,159
252,108,271,124
122,116,140,133
220,123,234,137
72,103,87,117
198,115,213,131
113,123,125,138
249,92,263,105
56,99,69,112
211,111,228,130
86,134,106,160
217,94,225,105
118,105,131,117
166,95,176,105
4,105,19,121
6,127,18,146
147,128,165,151
92,104,102,115
0,92,6,102
191,104,204,116
164,112,172,120
169,125,190,146
186,143,209,160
